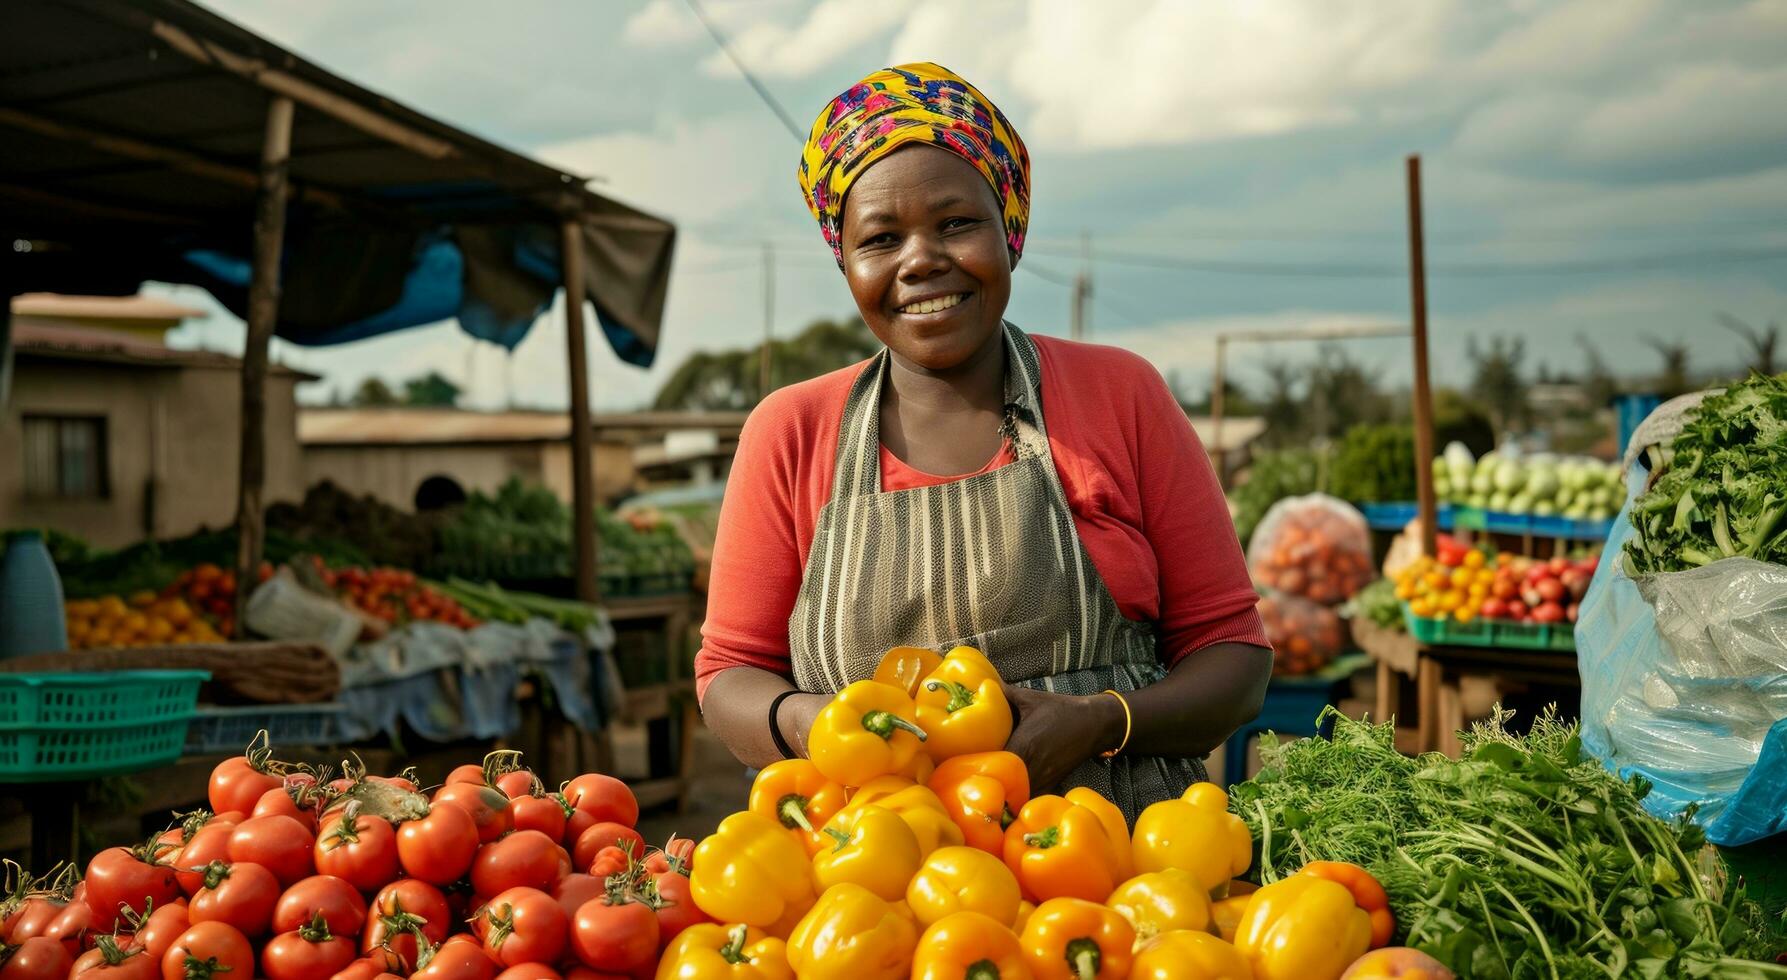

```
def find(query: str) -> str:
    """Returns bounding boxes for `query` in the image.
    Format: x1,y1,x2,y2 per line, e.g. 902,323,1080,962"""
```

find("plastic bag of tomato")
0,736,697,980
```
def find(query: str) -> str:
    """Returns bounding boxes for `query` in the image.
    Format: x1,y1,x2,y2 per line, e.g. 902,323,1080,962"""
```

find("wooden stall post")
234,95,294,635
1405,154,1437,558
562,218,599,606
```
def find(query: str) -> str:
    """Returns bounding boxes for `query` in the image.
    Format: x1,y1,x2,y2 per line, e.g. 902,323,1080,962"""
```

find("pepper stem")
965,959,1002,980
719,924,749,964
924,679,977,714
1023,826,1060,849
822,828,853,853
1065,939,1101,980
861,710,928,742
776,795,815,833
1000,804,1016,830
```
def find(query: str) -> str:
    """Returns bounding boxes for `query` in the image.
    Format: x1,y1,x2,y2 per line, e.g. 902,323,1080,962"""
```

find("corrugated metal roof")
298,408,751,446
14,321,318,379
1187,415,1267,453
12,292,208,322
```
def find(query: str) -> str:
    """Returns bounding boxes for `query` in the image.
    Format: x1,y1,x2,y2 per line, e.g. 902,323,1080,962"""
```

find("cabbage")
1493,461,1526,493
1525,465,1560,500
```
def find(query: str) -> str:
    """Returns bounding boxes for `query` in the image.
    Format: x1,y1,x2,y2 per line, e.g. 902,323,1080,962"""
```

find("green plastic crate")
1403,609,1493,645
0,670,208,781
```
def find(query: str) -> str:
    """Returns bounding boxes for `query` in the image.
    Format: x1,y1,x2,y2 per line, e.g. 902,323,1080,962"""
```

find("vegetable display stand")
1416,645,1579,758
603,592,699,814
1221,652,1369,788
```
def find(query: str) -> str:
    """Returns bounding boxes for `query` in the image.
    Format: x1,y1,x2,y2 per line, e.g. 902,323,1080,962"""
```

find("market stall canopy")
0,0,674,364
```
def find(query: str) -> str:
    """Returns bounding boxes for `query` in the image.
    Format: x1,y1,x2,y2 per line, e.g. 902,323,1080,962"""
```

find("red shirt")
695,335,1267,700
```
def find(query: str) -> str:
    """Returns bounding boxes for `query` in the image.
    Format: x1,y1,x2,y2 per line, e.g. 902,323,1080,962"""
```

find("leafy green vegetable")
1342,577,1405,632
1232,710,1784,979
1230,449,1325,546
1330,424,1418,504
1625,373,1787,574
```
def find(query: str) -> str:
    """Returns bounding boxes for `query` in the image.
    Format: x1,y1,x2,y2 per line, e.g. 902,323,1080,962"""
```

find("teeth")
901,293,966,315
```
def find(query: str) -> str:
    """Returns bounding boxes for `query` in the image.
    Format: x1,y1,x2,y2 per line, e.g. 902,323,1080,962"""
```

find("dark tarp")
0,0,674,364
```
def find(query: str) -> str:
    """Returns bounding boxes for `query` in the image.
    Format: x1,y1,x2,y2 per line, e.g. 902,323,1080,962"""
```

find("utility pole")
760,242,775,399
1070,231,1090,341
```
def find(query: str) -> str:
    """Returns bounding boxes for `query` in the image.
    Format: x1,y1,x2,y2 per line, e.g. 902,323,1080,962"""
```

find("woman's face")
839,144,1014,373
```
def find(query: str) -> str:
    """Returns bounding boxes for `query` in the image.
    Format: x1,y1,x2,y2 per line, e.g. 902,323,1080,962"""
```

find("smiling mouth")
898,292,969,315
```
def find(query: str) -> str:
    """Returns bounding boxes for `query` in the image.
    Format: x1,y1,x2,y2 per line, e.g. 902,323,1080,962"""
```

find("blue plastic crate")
1357,502,1455,531
184,703,345,755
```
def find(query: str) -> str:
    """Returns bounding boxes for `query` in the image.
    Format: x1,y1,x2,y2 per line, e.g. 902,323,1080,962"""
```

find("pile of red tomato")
309,560,478,631
0,743,693,980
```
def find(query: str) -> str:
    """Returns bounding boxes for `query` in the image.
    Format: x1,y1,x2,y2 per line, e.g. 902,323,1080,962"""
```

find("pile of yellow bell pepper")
672,646,1405,980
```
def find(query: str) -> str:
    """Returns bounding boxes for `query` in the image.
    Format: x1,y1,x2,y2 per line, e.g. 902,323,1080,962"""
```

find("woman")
696,63,1271,819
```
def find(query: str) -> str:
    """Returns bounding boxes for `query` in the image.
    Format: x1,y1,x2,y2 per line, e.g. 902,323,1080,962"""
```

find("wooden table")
1418,645,1580,757
603,593,699,815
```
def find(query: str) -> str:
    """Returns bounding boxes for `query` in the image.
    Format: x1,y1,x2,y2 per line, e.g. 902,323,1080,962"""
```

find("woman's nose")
897,233,950,280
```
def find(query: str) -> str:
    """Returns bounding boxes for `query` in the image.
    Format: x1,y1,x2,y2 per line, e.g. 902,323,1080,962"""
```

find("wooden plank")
563,218,599,606
234,95,294,636
1406,155,1438,557
605,593,690,623
1416,655,1440,753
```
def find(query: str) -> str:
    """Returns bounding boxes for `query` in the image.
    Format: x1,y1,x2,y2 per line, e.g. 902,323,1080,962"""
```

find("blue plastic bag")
1576,460,1787,846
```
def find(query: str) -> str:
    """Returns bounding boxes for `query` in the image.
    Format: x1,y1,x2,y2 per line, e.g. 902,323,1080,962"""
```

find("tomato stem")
181,954,236,980
298,909,334,943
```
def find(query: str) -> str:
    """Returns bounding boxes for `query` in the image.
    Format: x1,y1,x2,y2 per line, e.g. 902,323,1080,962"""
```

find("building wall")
1,360,305,548
302,443,548,511
540,442,637,506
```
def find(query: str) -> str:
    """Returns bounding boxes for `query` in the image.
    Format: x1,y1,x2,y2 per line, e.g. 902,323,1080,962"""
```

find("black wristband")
768,690,801,760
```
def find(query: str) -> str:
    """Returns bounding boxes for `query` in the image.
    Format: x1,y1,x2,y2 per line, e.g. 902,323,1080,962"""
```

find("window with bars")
22,415,109,499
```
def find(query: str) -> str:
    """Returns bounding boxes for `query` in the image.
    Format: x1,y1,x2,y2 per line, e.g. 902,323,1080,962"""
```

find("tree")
1574,334,1620,408
1644,335,1692,398
1717,313,1779,377
352,377,397,406
1466,335,1530,437
402,371,461,407
1256,361,1303,447
653,317,881,410
1305,343,1389,440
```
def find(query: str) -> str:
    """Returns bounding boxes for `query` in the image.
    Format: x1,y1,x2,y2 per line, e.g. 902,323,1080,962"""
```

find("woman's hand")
1001,683,1124,795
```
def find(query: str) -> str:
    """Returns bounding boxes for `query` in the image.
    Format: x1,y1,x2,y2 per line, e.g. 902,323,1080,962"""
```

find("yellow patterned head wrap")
799,63,1030,270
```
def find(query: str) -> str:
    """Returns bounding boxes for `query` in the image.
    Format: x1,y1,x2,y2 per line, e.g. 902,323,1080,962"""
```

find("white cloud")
535,113,791,221
697,0,908,79
622,0,703,47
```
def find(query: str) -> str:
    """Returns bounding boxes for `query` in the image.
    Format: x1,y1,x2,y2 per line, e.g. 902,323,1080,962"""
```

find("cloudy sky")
157,0,1787,411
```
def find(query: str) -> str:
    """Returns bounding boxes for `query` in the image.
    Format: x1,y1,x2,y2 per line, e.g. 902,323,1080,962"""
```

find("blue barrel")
0,530,69,658
1615,394,1662,457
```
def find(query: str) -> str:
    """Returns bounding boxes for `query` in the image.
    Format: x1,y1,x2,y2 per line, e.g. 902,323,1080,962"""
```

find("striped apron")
787,322,1205,822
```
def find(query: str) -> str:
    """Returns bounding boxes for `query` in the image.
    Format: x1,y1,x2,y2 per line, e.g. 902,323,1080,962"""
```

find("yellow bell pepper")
690,811,818,936
1064,788,1132,882
748,759,849,856
1013,900,1036,935
911,911,1034,980
1297,861,1395,949
1106,869,1213,942
930,752,1031,855
786,883,919,980
813,804,924,903
841,775,964,855
1129,930,1253,980
898,748,937,785
1132,784,1252,893
874,646,943,699
1211,895,1250,944
906,846,1023,928
915,647,1013,761
1018,897,1135,980
1232,876,1370,980
1003,795,1120,903
656,923,793,980
809,680,928,786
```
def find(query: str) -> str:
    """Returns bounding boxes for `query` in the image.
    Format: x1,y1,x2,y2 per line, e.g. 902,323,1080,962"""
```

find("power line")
681,0,803,141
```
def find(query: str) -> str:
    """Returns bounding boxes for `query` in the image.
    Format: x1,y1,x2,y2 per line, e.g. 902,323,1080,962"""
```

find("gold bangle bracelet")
1099,689,1132,758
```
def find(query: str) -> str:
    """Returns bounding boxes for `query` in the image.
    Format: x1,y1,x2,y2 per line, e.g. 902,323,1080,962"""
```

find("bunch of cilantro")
1625,372,1787,574
1231,710,1784,979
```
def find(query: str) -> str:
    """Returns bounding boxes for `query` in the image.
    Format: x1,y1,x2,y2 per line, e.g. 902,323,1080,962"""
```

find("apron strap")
829,323,1049,500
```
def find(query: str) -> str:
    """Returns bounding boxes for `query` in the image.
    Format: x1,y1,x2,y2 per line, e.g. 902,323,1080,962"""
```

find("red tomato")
397,805,479,886
492,966,560,980
160,921,254,980
474,888,566,968
363,881,450,968
549,876,602,925
561,970,627,980
432,784,513,845
312,814,398,895
410,937,495,980
43,891,93,956
173,822,239,897
261,928,357,980
366,775,417,794
0,936,74,980
208,757,283,818
189,862,279,938
642,837,694,876
252,788,319,835
585,847,631,882
86,840,182,933
443,765,485,786
506,797,566,843
646,871,707,950
272,877,366,936
327,952,403,980
560,776,637,829
471,832,569,898
570,825,643,875
560,809,598,849
5,896,69,944
568,897,655,974
72,937,157,980
129,900,191,958
227,817,314,888
492,772,535,801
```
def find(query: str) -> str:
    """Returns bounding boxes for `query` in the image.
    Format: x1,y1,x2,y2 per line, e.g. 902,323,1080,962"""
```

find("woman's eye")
860,232,897,248
943,217,978,230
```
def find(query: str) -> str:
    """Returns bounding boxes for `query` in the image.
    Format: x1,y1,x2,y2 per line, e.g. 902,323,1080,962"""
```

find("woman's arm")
1004,641,1271,793
701,666,830,771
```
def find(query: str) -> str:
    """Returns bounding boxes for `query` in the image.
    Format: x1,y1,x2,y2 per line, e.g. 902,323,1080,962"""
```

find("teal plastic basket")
185,703,344,755
0,670,209,781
